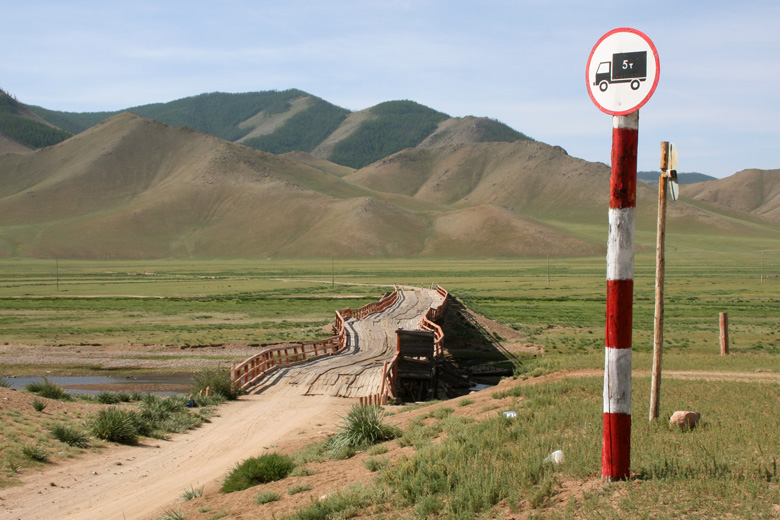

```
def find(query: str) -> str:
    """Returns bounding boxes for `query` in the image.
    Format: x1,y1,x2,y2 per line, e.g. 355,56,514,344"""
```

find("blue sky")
2,0,778,178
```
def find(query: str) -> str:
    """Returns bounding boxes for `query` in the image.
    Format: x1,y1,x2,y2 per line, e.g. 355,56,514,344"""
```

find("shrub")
255,491,281,504
26,377,70,400
192,368,240,401
22,443,49,462
88,408,139,445
32,398,47,412
0,377,10,388
50,424,90,448
328,405,400,454
458,398,475,407
221,453,295,493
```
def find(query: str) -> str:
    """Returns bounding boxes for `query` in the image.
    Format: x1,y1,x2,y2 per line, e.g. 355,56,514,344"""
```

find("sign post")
587,27,660,481
649,142,677,421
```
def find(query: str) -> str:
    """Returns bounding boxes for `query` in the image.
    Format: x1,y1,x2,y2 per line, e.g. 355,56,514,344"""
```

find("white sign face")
586,28,660,115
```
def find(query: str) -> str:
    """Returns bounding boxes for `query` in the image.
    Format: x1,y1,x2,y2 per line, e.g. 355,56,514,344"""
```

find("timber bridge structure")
230,285,448,403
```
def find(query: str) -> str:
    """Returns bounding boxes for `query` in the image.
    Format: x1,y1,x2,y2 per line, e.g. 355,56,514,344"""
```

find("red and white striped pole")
602,110,638,480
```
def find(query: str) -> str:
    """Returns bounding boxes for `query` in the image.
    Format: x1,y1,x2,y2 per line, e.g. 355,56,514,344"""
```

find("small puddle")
4,373,194,395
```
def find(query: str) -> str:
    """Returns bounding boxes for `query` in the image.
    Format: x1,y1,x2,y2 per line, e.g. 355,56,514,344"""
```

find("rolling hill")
683,168,780,223
1,109,778,259
0,113,592,258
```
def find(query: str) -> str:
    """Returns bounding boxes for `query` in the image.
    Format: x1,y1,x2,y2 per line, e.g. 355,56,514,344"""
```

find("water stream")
4,373,194,395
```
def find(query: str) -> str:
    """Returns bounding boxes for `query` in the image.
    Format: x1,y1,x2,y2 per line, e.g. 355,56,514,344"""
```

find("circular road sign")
586,28,660,115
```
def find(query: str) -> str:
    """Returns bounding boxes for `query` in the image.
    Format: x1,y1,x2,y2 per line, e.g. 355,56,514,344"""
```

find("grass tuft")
363,456,388,472
155,509,185,520
288,483,312,495
22,443,49,462
25,377,70,400
87,407,139,445
255,491,281,505
181,485,204,501
50,423,90,448
31,398,47,412
192,368,241,401
328,405,400,454
220,453,295,493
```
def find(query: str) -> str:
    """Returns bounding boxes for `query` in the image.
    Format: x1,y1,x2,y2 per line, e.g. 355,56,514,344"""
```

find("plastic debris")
544,450,564,464
502,411,517,419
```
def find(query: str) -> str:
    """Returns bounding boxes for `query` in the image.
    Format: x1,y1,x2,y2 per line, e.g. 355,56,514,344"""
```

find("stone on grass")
669,411,700,430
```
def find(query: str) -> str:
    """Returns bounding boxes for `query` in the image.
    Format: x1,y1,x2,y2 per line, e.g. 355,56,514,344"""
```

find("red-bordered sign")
586,28,660,115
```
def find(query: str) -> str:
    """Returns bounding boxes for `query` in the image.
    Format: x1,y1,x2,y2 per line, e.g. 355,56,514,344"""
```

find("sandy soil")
3,366,779,520
0,387,353,520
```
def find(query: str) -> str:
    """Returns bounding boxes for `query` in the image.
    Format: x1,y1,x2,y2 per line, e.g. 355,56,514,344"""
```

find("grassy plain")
1,254,779,517
0,252,778,373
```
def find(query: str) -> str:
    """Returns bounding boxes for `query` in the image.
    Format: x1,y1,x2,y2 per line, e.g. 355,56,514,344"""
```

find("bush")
32,398,47,412
22,443,49,462
0,377,10,388
192,368,240,401
328,405,400,453
221,453,295,493
26,377,70,400
50,424,90,448
88,408,139,445
255,491,281,504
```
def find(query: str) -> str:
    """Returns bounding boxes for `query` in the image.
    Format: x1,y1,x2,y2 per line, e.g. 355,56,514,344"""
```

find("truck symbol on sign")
593,51,647,92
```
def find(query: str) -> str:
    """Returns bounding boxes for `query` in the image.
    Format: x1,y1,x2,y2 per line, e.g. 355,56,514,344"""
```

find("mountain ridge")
1,111,778,259
17,90,531,169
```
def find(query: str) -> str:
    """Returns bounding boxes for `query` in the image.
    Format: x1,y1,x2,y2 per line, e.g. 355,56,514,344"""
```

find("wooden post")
603,111,638,481
650,142,670,421
720,312,729,355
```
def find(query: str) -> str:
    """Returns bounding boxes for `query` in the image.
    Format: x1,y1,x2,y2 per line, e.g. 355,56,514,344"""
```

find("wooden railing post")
720,312,729,355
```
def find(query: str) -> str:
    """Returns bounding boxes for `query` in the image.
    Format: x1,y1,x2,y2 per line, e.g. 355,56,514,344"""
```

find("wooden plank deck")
253,287,443,398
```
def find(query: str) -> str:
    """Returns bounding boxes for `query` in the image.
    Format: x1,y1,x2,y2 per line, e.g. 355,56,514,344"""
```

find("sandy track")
0,388,352,520
0,288,443,519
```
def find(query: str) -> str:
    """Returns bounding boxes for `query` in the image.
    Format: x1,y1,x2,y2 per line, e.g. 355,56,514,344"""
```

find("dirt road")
0,287,445,519
0,388,352,520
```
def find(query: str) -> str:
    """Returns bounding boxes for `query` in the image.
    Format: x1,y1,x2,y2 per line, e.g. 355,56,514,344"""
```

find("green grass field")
0,254,777,366
2,254,779,517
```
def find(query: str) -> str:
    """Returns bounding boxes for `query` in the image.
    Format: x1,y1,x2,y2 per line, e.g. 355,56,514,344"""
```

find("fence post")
720,312,729,355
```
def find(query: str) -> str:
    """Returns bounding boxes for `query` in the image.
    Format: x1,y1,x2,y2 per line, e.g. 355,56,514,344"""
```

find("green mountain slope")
0,90,72,149
26,91,529,169
328,101,449,168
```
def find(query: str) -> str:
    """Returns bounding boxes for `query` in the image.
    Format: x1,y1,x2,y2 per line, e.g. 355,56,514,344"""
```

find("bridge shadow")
438,296,535,391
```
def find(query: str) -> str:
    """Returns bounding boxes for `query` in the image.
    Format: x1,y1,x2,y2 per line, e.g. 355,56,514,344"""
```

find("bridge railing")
231,286,398,391
378,284,448,403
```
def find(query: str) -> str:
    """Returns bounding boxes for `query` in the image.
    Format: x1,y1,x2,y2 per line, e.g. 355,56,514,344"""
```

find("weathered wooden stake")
649,142,670,421
720,312,729,355
603,111,638,481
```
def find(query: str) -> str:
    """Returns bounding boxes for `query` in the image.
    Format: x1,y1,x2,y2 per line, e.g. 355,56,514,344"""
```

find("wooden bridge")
231,285,448,403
